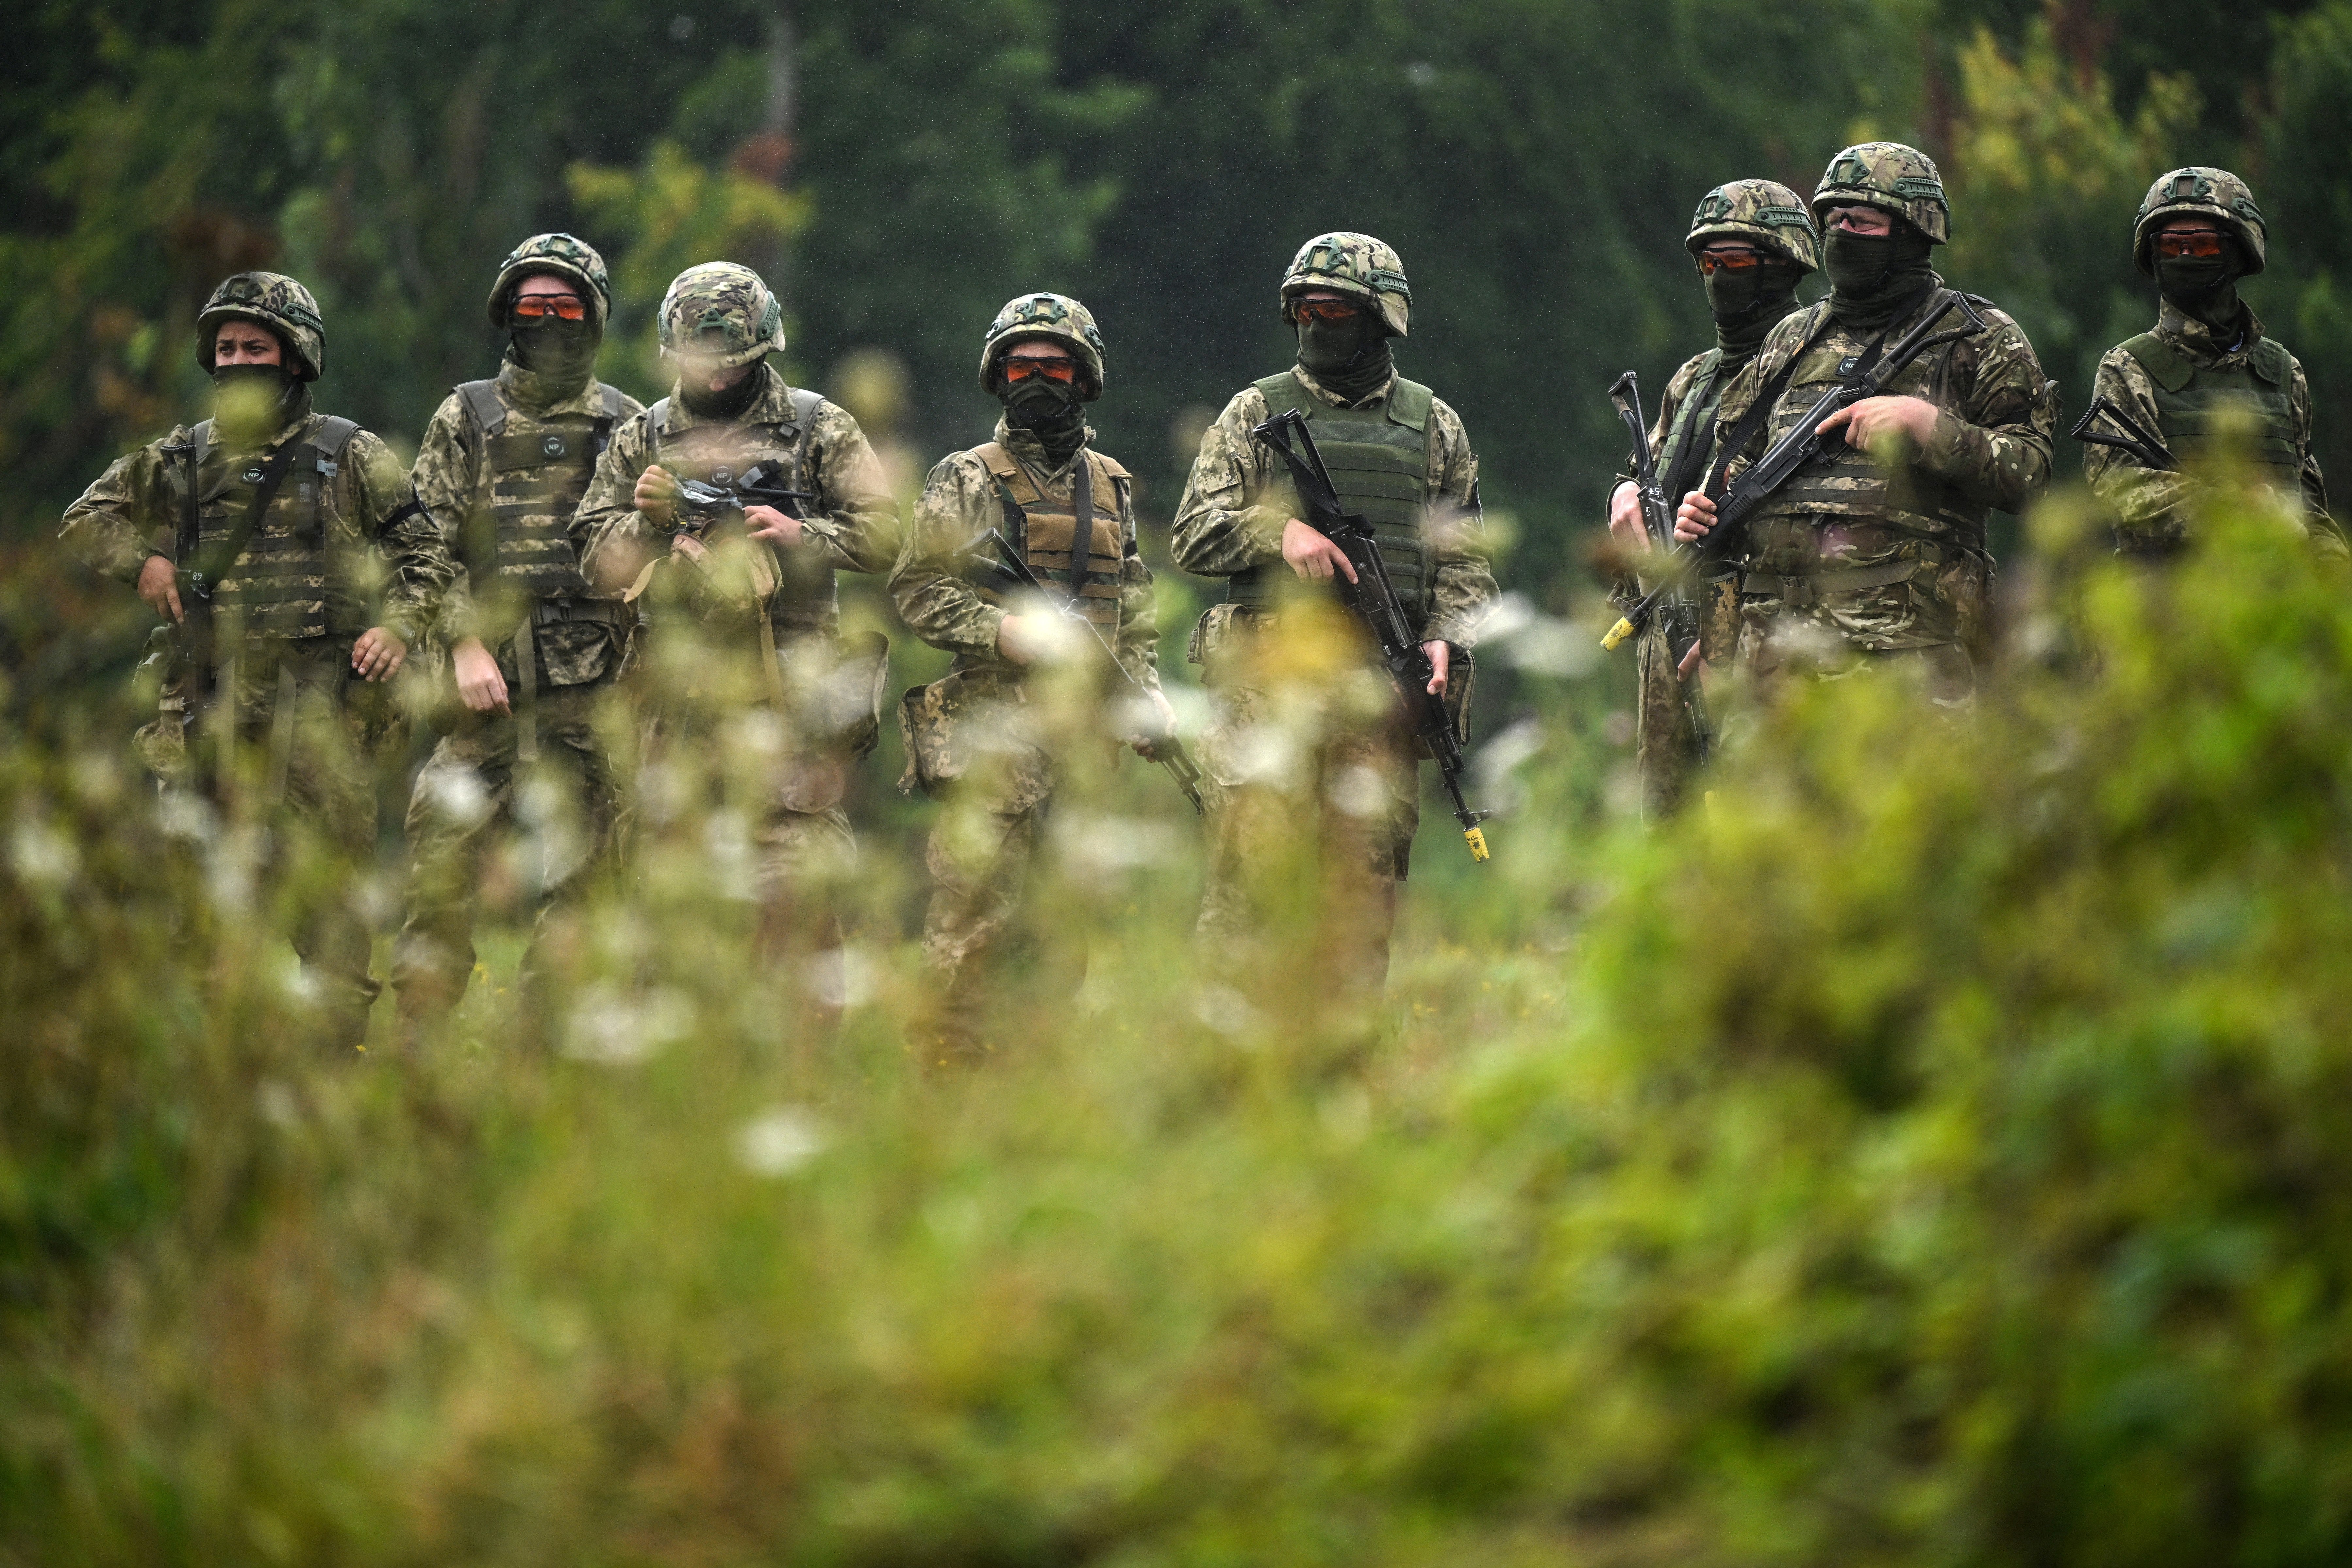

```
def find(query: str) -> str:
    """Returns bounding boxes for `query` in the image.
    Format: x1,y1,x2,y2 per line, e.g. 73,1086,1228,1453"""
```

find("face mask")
2157,252,2242,326
212,362,294,435
510,318,598,382
1824,230,1898,295
1705,261,1803,361
1296,309,1383,378
681,359,764,419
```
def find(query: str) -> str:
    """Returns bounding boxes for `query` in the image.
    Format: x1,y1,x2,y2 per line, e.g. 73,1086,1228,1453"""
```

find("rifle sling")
189,437,307,589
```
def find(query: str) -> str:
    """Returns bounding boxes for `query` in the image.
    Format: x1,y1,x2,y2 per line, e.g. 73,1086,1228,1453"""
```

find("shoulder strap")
644,396,673,464
176,421,215,564
1658,351,1727,504
1705,311,1837,499
2249,335,2293,388
1089,449,1133,483
2120,333,2196,394
458,379,507,438
598,383,628,421
309,415,359,462
1089,450,1138,553
1385,376,1435,433
1255,370,1305,418
190,438,305,587
787,387,825,431
973,440,1022,482
592,382,628,454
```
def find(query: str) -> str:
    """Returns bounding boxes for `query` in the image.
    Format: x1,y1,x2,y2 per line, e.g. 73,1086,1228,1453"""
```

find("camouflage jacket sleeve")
2083,348,2194,545
407,392,487,643
59,435,179,585
1905,306,2057,514
1112,486,1161,691
576,409,659,585
2288,356,2341,553
797,400,902,575
344,428,452,645
1170,385,1287,577
891,451,1008,664
1420,394,1498,649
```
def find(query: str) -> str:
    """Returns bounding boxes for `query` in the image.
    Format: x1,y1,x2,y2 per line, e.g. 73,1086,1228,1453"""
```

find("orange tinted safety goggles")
1290,298,1365,323
1696,249,1764,274
2154,230,2229,259
1002,356,1079,383
512,294,589,322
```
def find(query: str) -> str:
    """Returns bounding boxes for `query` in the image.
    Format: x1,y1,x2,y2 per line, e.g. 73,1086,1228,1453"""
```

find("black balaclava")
1000,367,1089,466
211,356,305,444
681,355,768,421
1295,301,1393,403
2157,240,2247,334
1824,217,1937,334
1705,256,1806,366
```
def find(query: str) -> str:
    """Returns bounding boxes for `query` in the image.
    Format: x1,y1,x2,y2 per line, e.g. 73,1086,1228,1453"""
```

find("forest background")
16,2,2352,1562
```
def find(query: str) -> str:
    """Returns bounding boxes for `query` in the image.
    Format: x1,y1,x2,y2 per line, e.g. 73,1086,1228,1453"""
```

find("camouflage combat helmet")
487,232,614,330
2133,166,2268,277
657,261,788,369
1813,142,1950,245
196,271,327,381
1686,179,1821,272
1280,231,1412,337
977,292,1106,400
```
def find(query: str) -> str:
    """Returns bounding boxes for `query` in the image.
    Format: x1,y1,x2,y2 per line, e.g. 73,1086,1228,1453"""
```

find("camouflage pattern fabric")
197,271,329,379
411,362,645,688
892,417,1160,683
891,420,1161,1057
656,261,788,369
1188,603,1423,1018
2084,300,2338,556
2133,166,2268,275
1813,142,1951,244
1707,281,2057,680
1688,179,1822,270
976,293,1108,397
1170,367,1494,649
486,232,613,327
61,403,449,722
391,683,628,1029
1282,231,1413,336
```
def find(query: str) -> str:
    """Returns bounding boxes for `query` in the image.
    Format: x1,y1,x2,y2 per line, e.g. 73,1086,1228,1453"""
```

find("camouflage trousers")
1635,618,1704,820
1732,602,1978,709
152,656,385,1051
391,678,626,1031
1193,617,1421,1016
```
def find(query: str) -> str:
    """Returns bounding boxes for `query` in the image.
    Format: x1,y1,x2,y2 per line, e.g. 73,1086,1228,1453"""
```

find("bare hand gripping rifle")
954,528,1206,813
1602,288,1989,650
1249,409,1491,863
1602,369,1713,762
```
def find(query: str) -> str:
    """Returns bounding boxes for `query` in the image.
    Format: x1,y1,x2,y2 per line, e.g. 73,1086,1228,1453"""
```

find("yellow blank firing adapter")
1600,615,1636,652
1464,825,1490,862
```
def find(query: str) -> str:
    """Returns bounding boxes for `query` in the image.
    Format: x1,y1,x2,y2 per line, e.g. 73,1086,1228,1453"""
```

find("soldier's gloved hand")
137,554,185,625
352,627,408,682
1674,490,1717,544
1281,518,1358,583
1606,481,1652,552
451,635,510,714
1819,394,1940,456
744,505,803,549
634,463,680,528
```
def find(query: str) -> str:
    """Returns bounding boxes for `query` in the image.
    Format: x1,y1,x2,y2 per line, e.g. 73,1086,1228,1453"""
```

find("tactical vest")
2120,332,2302,493
1758,305,1987,552
1655,350,1727,506
456,378,627,610
646,386,833,634
1231,371,1436,622
973,442,1130,626
164,414,360,642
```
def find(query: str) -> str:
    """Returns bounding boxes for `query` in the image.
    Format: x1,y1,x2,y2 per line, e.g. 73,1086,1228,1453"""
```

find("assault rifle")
1602,369,1712,760
1248,409,1492,863
2068,395,2178,472
671,460,816,536
1603,288,1989,650
955,528,1206,813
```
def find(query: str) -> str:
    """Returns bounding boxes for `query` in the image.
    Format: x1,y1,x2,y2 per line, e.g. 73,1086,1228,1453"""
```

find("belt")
531,595,629,627
1738,557,1922,609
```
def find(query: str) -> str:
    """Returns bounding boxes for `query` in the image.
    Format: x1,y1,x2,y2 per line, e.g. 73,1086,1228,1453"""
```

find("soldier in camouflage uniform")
1606,180,1819,815
1675,144,2058,704
1172,233,1497,1017
2082,167,2339,556
390,234,645,1041
891,293,1171,1060
578,262,898,980
61,272,451,1050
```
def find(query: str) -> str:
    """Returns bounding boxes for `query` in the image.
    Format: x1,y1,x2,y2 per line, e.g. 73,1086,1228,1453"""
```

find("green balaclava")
1705,258,1806,364
1824,220,1937,333
507,306,600,392
681,355,769,421
1295,301,1393,402
2157,240,2247,332
999,363,1089,466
